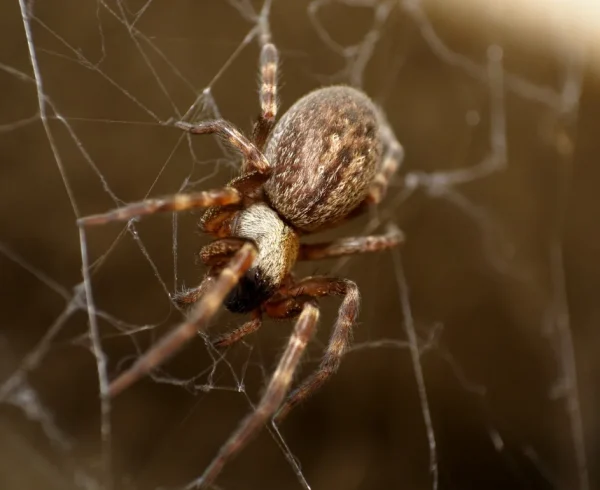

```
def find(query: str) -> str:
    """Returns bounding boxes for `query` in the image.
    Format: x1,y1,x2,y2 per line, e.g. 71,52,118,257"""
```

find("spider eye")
224,268,274,313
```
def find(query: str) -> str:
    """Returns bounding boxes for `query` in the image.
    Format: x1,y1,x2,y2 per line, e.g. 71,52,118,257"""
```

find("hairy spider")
79,41,404,487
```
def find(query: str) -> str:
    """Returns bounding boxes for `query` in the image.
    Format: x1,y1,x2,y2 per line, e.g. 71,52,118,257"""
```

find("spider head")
225,203,299,313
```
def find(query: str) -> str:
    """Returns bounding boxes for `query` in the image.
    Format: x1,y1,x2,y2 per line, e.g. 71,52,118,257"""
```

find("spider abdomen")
263,86,381,232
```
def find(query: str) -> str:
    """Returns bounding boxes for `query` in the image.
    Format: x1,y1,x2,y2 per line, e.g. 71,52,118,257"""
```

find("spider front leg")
108,242,257,397
252,42,279,150
187,301,319,489
77,187,241,226
175,120,270,175
274,277,360,423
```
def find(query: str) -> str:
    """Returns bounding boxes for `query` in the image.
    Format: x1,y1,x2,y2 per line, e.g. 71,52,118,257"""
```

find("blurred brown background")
0,1,598,489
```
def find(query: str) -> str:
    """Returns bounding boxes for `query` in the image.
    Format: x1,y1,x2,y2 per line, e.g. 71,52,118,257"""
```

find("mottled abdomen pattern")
263,86,381,232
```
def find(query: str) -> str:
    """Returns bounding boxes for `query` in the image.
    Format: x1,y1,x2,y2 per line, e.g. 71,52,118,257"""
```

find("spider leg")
197,238,246,267
175,238,249,309
298,225,403,261
252,42,279,151
187,301,319,489
175,120,270,175
108,242,257,397
172,275,216,308
273,277,359,423
215,289,315,349
212,310,262,348
77,187,241,226
367,121,404,204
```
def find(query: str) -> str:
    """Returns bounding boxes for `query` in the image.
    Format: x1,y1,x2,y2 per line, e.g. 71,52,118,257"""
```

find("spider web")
0,0,597,489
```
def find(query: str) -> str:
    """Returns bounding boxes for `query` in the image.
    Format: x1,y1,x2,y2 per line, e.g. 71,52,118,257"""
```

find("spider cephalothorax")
224,202,299,313
79,41,404,488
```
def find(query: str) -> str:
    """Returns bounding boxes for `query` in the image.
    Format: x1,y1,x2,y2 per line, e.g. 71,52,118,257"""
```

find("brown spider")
78,42,404,487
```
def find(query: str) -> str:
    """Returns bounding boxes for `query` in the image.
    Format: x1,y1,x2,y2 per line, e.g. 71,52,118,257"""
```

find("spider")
78,41,404,488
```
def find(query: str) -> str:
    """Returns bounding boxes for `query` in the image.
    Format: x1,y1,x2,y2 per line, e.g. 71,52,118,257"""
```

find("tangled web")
0,0,596,489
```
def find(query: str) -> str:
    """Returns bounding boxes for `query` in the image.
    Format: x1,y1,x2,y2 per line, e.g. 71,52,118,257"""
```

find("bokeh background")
0,1,598,489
